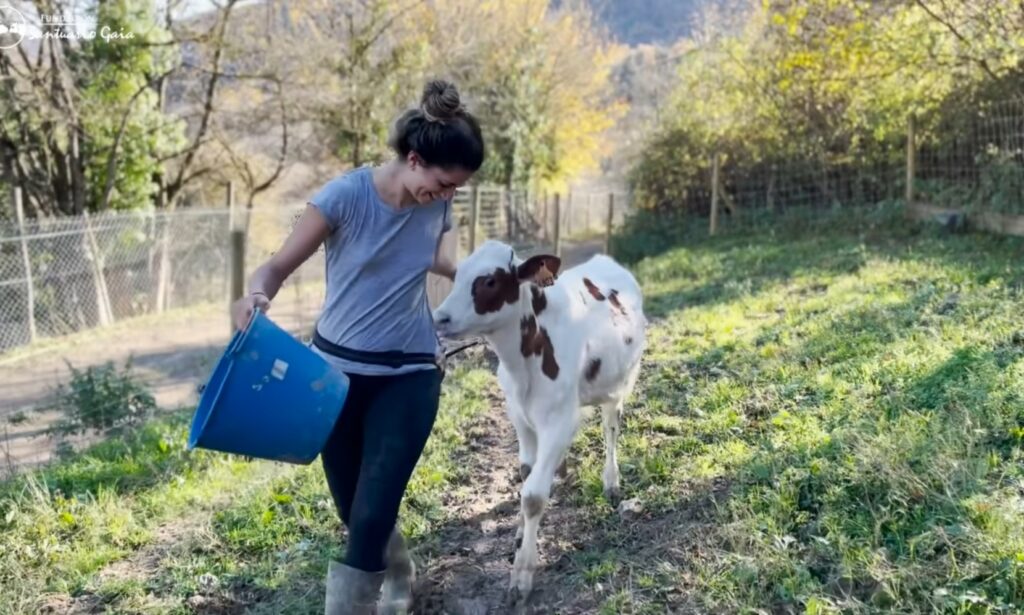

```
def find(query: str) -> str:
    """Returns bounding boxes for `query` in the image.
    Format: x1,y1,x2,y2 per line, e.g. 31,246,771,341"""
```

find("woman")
230,80,484,614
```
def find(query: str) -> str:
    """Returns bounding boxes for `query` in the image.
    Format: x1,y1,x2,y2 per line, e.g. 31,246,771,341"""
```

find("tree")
427,0,625,190
260,0,431,170
630,0,1018,211
0,0,183,216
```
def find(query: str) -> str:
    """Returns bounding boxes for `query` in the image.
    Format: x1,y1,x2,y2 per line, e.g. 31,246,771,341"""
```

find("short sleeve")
308,175,356,232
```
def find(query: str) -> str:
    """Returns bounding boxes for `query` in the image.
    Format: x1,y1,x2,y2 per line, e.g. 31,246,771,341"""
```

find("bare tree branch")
913,0,1001,81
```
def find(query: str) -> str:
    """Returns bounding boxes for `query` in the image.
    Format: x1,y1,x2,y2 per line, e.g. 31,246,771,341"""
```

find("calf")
433,240,647,598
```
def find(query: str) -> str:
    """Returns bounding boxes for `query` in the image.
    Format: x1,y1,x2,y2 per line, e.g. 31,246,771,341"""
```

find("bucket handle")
228,306,261,356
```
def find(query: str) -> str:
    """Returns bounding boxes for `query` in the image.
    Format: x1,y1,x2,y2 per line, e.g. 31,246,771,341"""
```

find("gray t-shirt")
307,166,451,376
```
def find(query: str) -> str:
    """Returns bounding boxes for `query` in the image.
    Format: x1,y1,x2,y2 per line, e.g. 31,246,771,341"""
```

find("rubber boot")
378,529,416,614
325,560,385,615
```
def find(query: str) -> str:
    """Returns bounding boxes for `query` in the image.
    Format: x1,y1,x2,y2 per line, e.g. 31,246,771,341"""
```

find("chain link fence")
0,205,332,355
0,184,634,357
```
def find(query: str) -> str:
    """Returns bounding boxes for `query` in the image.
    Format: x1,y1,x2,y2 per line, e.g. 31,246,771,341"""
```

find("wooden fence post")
553,193,562,257
541,191,548,241
13,188,37,343
226,180,236,303
227,180,236,230
566,190,573,238
500,186,512,239
585,193,591,234
605,192,615,255
82,210,114,326
154,191,172,313
906,115,916,207
230,229,245,334
710,153,721,236
469,185,481,254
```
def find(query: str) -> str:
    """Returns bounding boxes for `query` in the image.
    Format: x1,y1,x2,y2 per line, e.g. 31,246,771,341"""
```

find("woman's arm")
231,204,331,329
249,204,332,297
429,226,458,281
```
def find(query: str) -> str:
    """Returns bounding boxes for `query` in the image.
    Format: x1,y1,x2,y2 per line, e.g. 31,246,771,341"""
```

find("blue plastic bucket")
188,309,349,464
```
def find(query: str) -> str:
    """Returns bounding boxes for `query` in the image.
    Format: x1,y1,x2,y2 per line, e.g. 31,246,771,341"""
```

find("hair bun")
421,80,462,123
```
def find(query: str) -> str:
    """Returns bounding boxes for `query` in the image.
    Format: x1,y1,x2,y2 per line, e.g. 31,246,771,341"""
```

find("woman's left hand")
435,341,448,374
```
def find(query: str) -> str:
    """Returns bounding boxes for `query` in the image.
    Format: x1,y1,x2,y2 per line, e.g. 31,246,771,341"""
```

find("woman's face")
405,152,474,204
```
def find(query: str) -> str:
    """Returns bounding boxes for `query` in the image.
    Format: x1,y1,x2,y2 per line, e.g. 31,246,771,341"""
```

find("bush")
52,359,156,437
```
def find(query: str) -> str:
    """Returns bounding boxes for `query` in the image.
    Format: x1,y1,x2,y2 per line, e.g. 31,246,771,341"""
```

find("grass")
572,203,1024,613
0,410,273,612
0,364,493,614
3,202,1024,613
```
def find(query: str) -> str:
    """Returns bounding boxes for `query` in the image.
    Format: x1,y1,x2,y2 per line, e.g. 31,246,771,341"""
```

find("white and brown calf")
433,240,647,598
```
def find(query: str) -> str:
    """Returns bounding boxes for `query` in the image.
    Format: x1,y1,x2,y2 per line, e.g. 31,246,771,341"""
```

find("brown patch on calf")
520,315,560,380
472,266,519,314
523,494,545,519
583,278,606,301
530,285,547,315
608,289,628,316
585,357,602,382
518,255,561,287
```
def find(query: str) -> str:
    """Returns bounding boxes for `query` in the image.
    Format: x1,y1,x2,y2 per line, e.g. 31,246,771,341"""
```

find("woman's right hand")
231,292,271,331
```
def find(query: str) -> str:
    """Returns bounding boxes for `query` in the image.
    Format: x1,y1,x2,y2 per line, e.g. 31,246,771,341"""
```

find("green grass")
0,365,493,614
4,203,1024,613
578,204,1024,613
0,410,275,612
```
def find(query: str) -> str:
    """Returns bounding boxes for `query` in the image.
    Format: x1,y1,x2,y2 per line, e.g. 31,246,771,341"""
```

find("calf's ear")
516,255,561,287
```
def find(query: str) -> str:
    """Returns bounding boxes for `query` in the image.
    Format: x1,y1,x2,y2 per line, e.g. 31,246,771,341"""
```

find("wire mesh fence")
916,98,1024,217
0,206,321,354
0,184,633,357
660,98,1024,238
657,154,905,238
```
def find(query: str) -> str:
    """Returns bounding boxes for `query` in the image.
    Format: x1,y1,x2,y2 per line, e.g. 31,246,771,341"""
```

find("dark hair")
389,80,485,172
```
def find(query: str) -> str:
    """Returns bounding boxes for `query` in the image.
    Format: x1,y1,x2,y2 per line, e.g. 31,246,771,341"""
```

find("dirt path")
410,396,716,614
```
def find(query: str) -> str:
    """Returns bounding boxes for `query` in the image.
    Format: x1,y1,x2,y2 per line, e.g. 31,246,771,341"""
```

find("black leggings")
320,368,442,572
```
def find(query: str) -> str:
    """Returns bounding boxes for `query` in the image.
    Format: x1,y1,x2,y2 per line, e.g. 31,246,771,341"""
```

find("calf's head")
433,240,560,339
